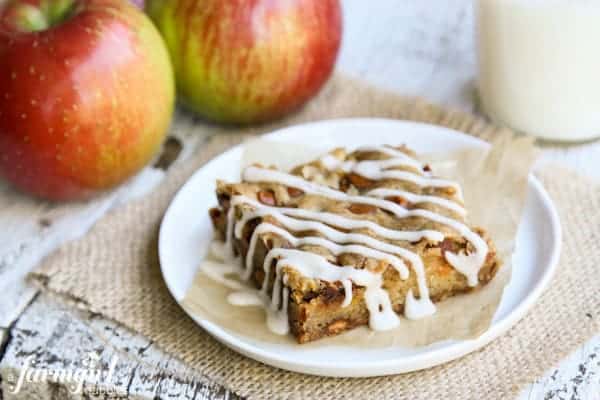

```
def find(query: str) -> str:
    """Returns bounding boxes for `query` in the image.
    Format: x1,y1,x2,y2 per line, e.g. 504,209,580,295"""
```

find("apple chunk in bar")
209,145,500,343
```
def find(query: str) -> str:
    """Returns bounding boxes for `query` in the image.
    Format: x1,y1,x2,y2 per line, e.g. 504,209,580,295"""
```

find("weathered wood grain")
0,295,239,399
1,296,598,399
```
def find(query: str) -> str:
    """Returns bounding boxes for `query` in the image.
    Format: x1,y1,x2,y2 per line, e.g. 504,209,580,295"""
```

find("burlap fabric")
30,76,600,399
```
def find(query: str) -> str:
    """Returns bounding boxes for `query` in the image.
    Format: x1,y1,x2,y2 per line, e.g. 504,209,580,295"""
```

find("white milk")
477,0,600,141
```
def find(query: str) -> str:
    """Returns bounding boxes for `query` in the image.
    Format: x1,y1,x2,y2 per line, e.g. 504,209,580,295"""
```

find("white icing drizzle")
250,223,409,279
352,158,462,194
212,150,489,336
234,196,444,243
366,187,466,216
229,198,436,318
341,279,353,307
201,260,245,291
321,145,424,172
242,165,487,288
266,272,290,335
404,290,436,320
319,154,352,171
224,205,237,260
227,291,263,306
319,147,461,197
356,145,425,171
263,249,400,331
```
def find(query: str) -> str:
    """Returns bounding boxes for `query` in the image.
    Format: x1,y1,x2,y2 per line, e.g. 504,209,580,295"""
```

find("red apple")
129,0,144,9
0,0,175,201
146,0,341,124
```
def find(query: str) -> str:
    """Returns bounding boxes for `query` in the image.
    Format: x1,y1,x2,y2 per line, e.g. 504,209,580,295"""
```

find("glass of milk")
476,0,600,142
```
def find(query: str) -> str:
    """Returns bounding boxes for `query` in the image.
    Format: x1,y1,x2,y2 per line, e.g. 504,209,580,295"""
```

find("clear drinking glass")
476,0,600,142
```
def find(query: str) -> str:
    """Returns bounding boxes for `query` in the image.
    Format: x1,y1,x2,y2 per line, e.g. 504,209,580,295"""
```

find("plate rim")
159,118,562,377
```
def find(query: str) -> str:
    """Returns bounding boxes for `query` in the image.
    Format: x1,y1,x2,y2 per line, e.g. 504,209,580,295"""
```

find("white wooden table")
1,1,599,399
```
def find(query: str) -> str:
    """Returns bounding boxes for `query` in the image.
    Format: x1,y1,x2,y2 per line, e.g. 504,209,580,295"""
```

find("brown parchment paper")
182,133,538,348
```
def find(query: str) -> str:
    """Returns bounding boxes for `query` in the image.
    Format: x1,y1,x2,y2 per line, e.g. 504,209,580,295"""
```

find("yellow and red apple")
0,0,175,200
146,0,342,124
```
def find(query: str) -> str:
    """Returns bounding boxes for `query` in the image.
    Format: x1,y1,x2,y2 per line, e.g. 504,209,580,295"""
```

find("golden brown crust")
209,145,501,343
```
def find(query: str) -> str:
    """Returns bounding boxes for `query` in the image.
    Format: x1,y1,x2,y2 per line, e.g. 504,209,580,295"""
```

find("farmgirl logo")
7,352,119,395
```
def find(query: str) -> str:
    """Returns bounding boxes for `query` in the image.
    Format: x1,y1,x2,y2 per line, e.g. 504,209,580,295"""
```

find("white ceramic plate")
159,119,561,377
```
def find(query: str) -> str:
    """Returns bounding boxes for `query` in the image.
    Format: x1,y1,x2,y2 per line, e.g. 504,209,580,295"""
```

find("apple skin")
146,0,341,124
0,0,175,201
129,0,144,9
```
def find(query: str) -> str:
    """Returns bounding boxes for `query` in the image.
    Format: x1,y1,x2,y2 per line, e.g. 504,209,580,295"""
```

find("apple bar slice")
209,145,500,343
